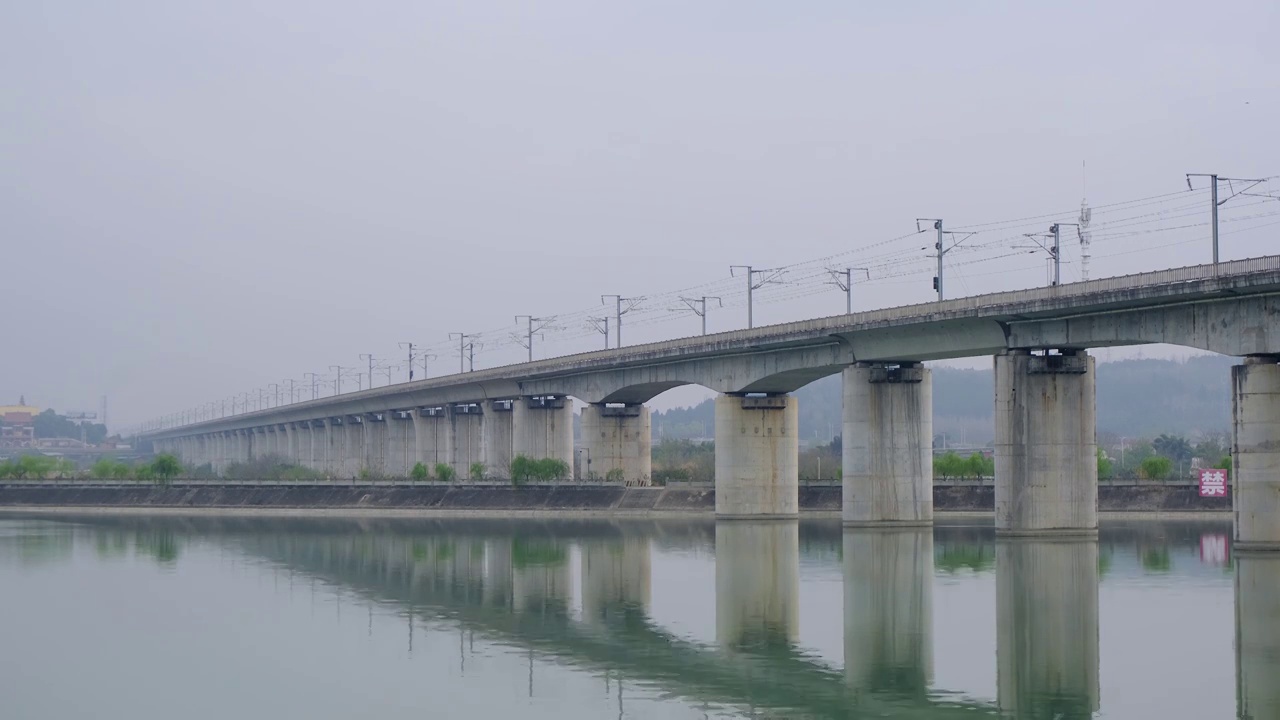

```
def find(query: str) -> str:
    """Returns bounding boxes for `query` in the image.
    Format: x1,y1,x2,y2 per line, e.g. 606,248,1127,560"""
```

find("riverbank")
0,482,1231,518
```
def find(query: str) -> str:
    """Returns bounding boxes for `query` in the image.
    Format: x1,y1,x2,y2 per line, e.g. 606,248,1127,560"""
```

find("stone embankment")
0,481,1229,515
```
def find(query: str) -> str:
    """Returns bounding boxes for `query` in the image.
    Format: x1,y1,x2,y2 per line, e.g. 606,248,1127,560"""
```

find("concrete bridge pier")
249,427,265,461
715,521,800,650
842,363,933,526
997,538,1100,718
843,528,933,699
715,394,799,518
580,403,652,484
302,422,319,471
1232,356,1280,550
482,400,515,479
1236,553,1280,717
384,412,413,477
994,350,1097,535
451,404,485,479
411,408,453,474
340,415,366,476
263,426,278,459
513,396,575,479
364,414,387,476
281,424,296,464
318,420,335,476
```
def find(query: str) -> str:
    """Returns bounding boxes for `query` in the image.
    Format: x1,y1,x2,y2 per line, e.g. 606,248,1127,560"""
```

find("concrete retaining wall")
0,483,1227,514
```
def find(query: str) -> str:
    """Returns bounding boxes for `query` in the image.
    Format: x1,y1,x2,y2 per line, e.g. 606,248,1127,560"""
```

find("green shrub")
410,462,429,482
150,454,183,483
92,458,117,478
0,460,14,479
469,462,486,481
134,463,155,481
16,455,57,479
510,455,533,485
1139,455,1173,480
605,467,625,482
434,463,456,482
1097,449,1114,478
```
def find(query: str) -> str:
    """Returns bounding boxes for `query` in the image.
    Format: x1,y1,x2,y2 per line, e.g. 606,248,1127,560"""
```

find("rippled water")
0,514,1265,719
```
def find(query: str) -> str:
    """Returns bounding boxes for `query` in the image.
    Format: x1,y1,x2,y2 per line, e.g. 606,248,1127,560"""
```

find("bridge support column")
1236,553,1280,718
343,418,364,478
997,538,1100,717
714,394,798,518
842,363,933,526
319,419,336,477
364,414,387,476
384,412,412,477
1232,356,1280,550
994,350,1097,535
281,424,296,464
410,408,453,475
580,403,651,484
483,400,515,479
513,396,575,480
715,521,799,650
451,404,485,479
247,428,262,460
844,528,933,698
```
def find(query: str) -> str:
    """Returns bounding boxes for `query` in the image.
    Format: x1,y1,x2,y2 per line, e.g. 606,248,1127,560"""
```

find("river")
0,514,1264,719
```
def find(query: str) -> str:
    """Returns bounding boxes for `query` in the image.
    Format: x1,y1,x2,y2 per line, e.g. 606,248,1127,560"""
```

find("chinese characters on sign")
1199,468,1228,498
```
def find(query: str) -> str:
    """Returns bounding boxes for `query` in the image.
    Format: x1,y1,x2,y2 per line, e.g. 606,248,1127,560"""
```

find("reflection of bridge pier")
1236,552,1280,718
580,538,651,620
997,538,1099,718
483,538,514,608
511,538,571,615
715,521,799,650
843,528,933,699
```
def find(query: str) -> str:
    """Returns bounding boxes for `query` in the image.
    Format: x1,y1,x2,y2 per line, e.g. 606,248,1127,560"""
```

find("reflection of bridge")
117,516,1116,718
5,514,1272,717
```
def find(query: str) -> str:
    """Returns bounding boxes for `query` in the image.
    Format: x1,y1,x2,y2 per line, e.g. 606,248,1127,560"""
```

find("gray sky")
3,1,1277,430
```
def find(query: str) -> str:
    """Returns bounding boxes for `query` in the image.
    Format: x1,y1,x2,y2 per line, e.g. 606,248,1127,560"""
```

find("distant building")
0,396,39,449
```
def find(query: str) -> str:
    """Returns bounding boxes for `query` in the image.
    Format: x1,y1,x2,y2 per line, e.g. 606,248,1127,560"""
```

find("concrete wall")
714,394,798,518
1232,358,1280,549
842,364,932,526
994,351,1097,534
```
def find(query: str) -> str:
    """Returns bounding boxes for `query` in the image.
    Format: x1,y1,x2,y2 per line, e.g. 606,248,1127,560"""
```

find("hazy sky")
4,1,1277,430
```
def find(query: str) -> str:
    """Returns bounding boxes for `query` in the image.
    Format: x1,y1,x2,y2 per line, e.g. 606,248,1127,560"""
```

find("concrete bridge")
144,256,1280,546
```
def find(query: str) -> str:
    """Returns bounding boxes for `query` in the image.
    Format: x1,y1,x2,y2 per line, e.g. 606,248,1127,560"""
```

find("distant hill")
652,355,1235,444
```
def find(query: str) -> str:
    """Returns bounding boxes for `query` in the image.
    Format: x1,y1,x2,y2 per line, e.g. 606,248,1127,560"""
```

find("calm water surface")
0,514,1266,719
